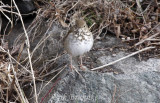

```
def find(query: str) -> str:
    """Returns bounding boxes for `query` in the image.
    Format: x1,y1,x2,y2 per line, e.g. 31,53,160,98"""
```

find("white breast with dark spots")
64,28,94,57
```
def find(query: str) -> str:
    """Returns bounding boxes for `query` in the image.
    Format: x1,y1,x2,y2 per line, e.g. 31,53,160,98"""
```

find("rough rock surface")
47,35,160,103
48,71,160,103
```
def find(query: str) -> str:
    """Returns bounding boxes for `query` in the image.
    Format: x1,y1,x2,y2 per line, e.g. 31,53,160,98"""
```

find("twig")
12,0,38,103
8,42,25,99
64,0,80,21
31,19,55,56
40,78,61,103
146,39,160,41
91,46,155,71
111,84,117,103
8,55,29,103
38,65,66,96
0,46,31,73
89,22,96,30
136,0,146,23
135,23,160,46
135,32,160,46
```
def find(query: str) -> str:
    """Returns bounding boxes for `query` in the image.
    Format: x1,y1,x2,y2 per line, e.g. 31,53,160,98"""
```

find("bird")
64,18,94,70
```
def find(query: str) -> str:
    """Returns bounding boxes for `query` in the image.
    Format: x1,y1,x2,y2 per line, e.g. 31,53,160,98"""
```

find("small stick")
40,78,61,103
111,84,117,103
89,22,96,30
135,32,160,46
12,0,37,102
134,22,160,46
91,46,155,71
0,46,31,73
136,0,146,23
38,65,66,96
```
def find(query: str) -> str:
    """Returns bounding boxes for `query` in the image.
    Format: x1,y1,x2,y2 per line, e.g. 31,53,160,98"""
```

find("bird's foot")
80,64,85,71
69,64,75,71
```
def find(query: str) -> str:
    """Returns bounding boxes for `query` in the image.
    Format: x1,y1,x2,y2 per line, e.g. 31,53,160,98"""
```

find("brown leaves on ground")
39,0,160,52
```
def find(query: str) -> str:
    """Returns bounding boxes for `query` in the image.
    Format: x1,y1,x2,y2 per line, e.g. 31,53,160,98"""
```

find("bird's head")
75,19,87,28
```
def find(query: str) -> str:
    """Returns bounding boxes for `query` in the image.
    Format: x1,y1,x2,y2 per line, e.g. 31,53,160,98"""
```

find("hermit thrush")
64,18,94,70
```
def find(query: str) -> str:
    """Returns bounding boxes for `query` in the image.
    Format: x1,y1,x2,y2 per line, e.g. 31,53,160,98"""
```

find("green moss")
83,8,103,27
84,17,94,27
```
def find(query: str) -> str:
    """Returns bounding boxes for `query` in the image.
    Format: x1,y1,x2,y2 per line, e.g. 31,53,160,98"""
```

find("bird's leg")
79,56,85,70
69,55,74,71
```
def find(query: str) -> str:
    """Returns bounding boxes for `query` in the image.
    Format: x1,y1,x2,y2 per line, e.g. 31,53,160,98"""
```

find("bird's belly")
65,34,93,57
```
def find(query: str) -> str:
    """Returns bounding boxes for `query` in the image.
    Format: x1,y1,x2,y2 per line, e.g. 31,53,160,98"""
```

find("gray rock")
98,52,160,74
48,70,160,103
47,35,160,103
